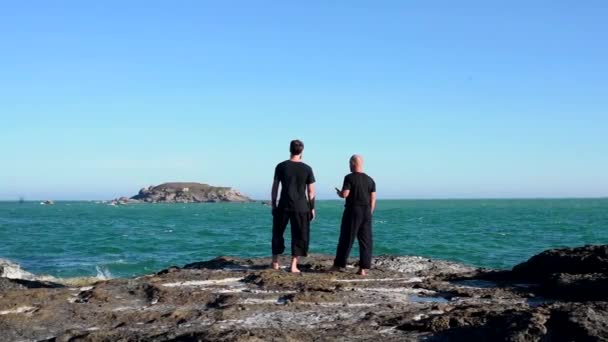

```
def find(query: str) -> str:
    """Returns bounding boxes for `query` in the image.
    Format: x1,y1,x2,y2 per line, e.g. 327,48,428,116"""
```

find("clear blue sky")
1,1,607,200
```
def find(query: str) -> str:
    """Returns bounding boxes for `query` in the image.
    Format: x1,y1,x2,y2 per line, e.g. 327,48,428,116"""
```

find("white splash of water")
95,265,113,280
0,258,102,286
0,259,36,280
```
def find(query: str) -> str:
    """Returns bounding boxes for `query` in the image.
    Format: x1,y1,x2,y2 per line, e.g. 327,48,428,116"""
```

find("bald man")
331,155,376,276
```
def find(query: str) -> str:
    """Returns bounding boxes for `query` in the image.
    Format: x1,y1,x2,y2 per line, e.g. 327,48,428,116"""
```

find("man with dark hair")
331,155,376,276
271,139,316,273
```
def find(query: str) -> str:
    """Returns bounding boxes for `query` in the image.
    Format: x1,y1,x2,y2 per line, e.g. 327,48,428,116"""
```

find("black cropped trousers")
333,205,373,269
272,209,310,257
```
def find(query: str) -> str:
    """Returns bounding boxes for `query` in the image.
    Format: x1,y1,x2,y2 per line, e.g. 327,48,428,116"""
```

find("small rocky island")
111,182,252,204
1,245,607,341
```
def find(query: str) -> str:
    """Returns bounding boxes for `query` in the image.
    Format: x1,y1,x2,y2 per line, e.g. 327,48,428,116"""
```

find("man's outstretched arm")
338,189,350,198
337,176,350,198
271,179,279,209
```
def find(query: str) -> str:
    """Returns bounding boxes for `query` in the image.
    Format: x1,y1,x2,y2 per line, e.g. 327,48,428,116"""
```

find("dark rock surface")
511,245,608,280
118,182,252,204
481,244,608,301
1,245,607,341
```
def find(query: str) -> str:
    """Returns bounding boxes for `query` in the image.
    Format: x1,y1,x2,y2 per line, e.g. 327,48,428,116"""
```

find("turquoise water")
1,199,607,278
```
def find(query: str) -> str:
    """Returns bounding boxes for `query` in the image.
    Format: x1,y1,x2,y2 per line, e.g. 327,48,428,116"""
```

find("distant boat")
40,200,55,205
18,197,25,204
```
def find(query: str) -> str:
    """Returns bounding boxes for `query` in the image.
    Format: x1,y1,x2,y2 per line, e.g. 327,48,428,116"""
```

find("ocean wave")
1,258,113,286
0,258,37,280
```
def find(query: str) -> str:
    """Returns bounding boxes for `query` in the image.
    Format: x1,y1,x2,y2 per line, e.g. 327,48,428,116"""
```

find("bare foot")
290,256,300,273
270,262,280,270
356,268,368,276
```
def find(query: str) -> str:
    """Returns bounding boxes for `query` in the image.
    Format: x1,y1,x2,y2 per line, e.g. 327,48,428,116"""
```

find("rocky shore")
109,182,252,205
1,245,607,341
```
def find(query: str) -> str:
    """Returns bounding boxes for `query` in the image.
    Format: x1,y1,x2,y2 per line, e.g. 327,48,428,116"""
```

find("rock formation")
111,182,252,204
1,245,607,340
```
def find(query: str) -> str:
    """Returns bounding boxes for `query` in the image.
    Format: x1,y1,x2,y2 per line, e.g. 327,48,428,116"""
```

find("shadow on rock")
0,277,64,290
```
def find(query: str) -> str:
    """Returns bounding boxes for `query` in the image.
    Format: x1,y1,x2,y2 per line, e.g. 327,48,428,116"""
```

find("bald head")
349,154,364,172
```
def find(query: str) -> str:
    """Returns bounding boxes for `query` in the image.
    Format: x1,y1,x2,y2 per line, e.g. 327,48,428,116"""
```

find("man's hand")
310,209,316,221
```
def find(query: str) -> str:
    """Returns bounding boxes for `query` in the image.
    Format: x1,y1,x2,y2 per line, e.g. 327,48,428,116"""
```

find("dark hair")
289,139,304,155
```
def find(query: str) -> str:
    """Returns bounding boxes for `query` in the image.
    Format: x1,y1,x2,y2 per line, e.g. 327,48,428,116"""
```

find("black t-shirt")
342,172,376,208
274,160,315,212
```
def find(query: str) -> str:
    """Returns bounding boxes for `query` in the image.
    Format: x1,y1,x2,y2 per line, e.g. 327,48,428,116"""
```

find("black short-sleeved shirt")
342,172,376,208
274,160,315,212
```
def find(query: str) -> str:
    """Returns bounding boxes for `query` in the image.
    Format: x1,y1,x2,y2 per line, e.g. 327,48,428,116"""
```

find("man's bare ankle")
357,268,368,276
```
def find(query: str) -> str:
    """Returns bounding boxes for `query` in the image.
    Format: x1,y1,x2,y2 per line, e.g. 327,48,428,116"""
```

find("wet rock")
373,255,478,277
511,245,608,280
0,277,64,290
546,302,608,341
243,270,337,292
398,304,550,341
2,246,608,341
208,294,239,309
479,245,608,302
156,266,181,275
184,256,246,270
542,273,608,301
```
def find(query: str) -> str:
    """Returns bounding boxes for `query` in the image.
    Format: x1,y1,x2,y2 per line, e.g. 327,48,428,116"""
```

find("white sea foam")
0,259,84,285
0,259,37,280
95,266,113,280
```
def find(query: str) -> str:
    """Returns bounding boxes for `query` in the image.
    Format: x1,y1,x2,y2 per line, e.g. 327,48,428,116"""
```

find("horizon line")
1,196,607,202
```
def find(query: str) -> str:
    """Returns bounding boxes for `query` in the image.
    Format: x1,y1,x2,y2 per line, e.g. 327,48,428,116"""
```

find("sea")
1,199,607,279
